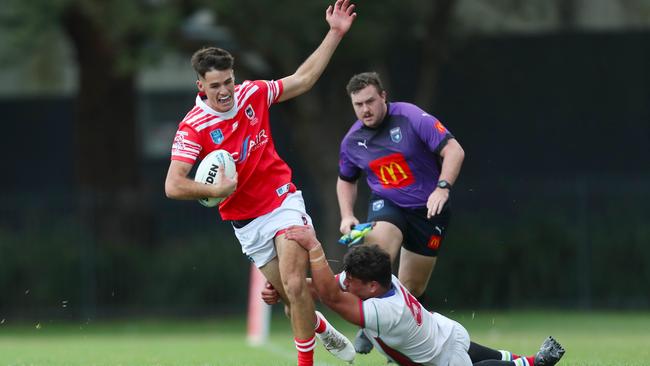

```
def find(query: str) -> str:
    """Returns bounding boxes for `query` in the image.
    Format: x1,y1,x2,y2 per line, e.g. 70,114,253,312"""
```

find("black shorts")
366,193,451,257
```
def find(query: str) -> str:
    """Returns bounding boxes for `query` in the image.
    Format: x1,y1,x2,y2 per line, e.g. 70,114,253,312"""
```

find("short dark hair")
343,244,392,288
346,72,385,95
191,47,235,78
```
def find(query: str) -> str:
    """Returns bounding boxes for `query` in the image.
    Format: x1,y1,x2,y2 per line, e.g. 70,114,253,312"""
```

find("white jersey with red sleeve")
170,79,296,220
359,275,456,365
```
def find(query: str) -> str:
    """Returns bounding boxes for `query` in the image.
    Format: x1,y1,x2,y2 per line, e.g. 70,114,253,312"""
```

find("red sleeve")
358,298,365,328
171,125,202,164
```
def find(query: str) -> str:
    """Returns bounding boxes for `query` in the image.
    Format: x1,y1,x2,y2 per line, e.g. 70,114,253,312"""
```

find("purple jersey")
339,102,453,208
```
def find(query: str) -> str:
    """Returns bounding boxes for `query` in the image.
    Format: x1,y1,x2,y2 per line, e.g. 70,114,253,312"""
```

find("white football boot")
315,311,356,362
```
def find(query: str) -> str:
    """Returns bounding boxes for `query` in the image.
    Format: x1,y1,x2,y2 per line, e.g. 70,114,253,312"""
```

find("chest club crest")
390,127,402,143
245,104,259,125
210,128,224,144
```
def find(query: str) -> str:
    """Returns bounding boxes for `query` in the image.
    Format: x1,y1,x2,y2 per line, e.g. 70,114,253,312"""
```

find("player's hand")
261,281,281,305
284,225,320,251
339,216,360,234
214,162,238,198
326,0,357,36
426,188,449,219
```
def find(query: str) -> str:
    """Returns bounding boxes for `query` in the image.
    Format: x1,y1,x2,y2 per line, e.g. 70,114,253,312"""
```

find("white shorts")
432,320,471,366
232,191,312,268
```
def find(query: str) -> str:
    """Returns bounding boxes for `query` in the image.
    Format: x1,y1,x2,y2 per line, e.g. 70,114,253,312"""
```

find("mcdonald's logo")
427,235,442,250
369,153,414,188
379,162,407,184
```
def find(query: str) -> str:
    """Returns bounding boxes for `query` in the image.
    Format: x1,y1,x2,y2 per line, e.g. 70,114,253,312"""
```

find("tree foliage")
1,0,459,246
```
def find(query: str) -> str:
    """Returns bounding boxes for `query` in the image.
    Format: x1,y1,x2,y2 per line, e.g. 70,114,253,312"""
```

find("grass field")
1,310,648,365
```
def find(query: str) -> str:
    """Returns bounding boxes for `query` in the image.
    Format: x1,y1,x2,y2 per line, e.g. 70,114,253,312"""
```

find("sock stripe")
295,336,316,352
513,358,530,366
500,350,512,361
314,312,327,334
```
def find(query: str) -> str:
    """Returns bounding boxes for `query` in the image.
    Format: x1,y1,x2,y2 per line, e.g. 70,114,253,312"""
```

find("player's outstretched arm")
278,0,357,102
284,225,363,326
165,160,237,200
337,177,360,234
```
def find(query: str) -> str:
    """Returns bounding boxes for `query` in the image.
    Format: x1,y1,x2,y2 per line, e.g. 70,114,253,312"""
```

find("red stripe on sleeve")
358,299,365,328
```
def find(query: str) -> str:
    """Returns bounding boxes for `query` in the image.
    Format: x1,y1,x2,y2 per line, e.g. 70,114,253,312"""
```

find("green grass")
0,310,648,365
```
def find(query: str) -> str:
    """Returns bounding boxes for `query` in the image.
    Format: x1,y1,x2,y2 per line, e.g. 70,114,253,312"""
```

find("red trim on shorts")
275,228,288,238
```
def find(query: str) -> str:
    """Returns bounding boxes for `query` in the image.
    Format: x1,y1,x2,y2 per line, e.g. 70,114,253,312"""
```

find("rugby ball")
194,149,237,207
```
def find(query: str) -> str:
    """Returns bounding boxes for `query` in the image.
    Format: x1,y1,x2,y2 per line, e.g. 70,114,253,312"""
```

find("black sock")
473,361,515,366
468,341,502,362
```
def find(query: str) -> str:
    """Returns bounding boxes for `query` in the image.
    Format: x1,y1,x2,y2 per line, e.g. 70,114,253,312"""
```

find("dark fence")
1,31,648,317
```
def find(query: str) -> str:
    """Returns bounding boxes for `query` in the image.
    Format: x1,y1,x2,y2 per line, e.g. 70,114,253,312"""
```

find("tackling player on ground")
265,225,566,366
164,1,357,365
337,71,465,352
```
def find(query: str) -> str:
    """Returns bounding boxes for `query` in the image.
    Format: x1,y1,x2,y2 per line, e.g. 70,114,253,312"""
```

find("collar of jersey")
196,92,239,120
377,285,396,299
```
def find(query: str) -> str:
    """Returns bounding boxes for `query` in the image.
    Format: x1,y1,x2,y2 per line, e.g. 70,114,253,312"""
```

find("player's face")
350,85,387,128
197,69,236,113
343,273,376,300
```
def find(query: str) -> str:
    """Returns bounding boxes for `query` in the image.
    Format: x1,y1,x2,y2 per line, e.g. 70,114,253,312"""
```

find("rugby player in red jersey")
165,1,357,365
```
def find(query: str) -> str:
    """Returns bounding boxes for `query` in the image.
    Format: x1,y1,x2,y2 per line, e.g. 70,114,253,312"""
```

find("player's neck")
374,284,394,299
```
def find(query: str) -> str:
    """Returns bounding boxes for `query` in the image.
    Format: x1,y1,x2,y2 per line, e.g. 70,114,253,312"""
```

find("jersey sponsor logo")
357,139,368,149
372,199,384,211
434,120,447,134
231,129,269,164
389,127,402,143
427,234,442,250
245,104,259,125
369,153,415,188
210,128,224,144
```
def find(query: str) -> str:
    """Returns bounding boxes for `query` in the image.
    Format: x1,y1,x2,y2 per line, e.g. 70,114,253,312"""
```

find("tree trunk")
415,0,457,110
62,3,151,247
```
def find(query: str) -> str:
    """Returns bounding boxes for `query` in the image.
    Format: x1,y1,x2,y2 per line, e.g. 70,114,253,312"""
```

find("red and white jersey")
341,273,455,365
171,79,296,220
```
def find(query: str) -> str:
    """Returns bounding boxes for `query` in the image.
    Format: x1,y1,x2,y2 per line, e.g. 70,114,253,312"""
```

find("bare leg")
275,234,315,340
398,247,437,297
364,220,402,262
258,257,291,314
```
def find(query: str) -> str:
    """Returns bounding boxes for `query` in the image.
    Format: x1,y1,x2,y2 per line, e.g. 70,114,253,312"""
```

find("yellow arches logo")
369,153,415,188
379,162,408,185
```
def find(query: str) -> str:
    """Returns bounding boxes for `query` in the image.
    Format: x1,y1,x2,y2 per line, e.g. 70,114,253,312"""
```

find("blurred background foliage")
0,0,649,319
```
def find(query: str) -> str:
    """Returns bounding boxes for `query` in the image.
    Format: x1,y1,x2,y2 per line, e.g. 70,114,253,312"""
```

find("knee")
282,275,307,301
402,281,426,297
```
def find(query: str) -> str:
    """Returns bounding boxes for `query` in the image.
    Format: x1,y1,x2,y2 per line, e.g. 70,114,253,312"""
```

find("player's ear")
196,78,204,92
369,281,380,295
